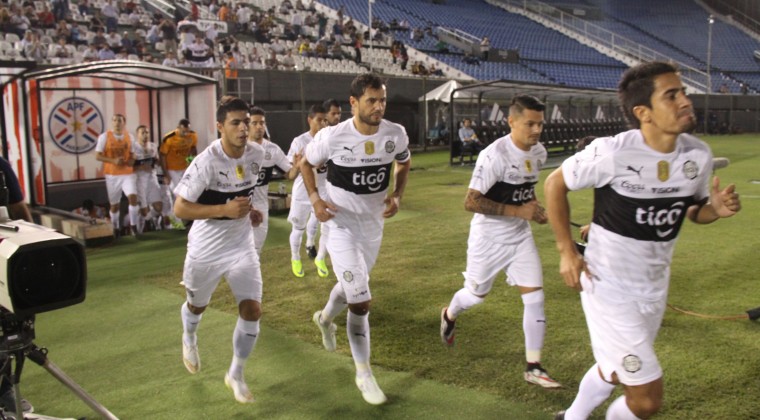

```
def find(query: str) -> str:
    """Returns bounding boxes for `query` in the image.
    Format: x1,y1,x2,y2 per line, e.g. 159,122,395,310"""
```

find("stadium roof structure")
0,60,36,88
448,79,619,104
23,60,215,90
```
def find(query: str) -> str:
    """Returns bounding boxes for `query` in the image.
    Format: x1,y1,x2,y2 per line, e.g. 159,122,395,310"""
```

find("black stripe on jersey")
162,132,176,141
134,158,155,167
395,149,410,161
326,160,392,195
256,166,274,187
593,185,697,242
197,187,255,220
483,181,536,205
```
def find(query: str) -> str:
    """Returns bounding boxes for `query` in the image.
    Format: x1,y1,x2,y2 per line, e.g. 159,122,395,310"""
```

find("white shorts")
136,171,162,206
580,273,665,386
326,215,383,304
287,200,312,229
168,170,185,191
105,174,137,205
462,233,543,295
183,251,263,307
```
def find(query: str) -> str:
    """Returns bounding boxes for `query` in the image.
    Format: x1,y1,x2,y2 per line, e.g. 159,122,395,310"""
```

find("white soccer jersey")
305,119,410,217
469,135,547,244
287,131,314,203
132,141,158,166
561,129,712,302
174,139,265,264
252,139,291,209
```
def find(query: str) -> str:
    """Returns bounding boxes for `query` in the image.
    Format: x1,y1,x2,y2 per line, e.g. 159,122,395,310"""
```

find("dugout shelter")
1,60,217,210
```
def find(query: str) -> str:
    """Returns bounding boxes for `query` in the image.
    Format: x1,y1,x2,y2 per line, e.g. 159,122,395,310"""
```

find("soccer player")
174,96,266,404
248,106,299,255
95,114,140,236
132,125,164,232
304,74,411,405
323,97,342,127
160,118,198,228
545,62,741,420
286,104,327,277
439,95,561,389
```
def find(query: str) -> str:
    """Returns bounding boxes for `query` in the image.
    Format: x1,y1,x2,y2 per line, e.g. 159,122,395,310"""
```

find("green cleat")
291,259,305,278
315,258,329,277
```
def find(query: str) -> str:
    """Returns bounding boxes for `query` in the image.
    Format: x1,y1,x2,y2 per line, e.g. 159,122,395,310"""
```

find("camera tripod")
0,313,118,420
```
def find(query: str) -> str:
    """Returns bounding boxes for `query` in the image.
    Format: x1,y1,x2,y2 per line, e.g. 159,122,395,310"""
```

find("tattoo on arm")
465,190,509,217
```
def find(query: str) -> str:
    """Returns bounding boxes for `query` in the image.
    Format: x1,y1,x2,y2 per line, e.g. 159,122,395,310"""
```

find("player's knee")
187,303,207,315
239,300,261,321
628,394,662,418
348,301,371,315
110,204,119,212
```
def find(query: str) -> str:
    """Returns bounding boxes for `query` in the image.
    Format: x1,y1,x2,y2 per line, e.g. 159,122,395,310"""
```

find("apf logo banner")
47,97,103,154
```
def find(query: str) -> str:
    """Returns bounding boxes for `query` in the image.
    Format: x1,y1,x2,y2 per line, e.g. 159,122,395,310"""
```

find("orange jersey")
100,131,133,175
160,129,198,170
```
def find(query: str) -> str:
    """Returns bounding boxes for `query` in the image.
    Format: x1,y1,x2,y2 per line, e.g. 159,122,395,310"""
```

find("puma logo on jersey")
343,145,357,154
219,171,229,179
511,164,519,170
626,165,643,177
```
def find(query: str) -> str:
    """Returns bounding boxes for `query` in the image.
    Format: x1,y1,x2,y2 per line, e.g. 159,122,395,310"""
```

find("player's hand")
164,174,171,185
532,202,547,224
383,195,400,218
292,152,303,166
515,200,540,221
579,224,590,241
224,196,252,219
249,207,263,227
313,198,337,222
710,176,741,217
114,157,124,165
558,249,589,292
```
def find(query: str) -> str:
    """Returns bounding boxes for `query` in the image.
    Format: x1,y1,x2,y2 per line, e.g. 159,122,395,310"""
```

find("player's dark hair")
308,103,327,118
216,95,249,123
350,74,385,99
178,118,190,127
322,98,341,110
250,106,266,117
136,124,148,134
618,61,678,129
113,113,126,122
509,95,545,116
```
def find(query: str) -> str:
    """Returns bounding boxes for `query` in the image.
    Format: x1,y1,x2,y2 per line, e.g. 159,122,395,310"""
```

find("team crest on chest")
383,137,395,153
682,160,698,180
250,162,260,176
657,161,669,182
265,151,272,160
365,141,375,155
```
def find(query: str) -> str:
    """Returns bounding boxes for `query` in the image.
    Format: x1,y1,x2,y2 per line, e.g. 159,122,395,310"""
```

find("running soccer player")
304,74,411,405
160,118,198,228
439,95,561,389
286,104,327,277
132,125,164,232
248,106,299,255
174,96,266,404
95,114,140,236
545,62,741,420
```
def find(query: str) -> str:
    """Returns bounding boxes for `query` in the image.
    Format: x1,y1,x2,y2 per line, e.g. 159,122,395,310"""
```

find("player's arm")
688,176,741,224
544,167,585,291
464,189,540,220
300,157,336,222
95,151,122,165
174,195,251,220
286,153,302,180
383,157,411,218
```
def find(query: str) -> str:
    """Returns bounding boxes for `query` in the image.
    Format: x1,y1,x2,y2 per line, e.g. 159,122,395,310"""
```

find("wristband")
309,191,320,204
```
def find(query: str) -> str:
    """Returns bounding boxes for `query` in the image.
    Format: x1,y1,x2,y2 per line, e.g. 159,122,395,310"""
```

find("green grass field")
19,135,760,419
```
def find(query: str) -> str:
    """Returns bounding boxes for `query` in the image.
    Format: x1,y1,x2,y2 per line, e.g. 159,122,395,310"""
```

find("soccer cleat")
554,410,566,420
291,259,305,278
355,373,387,405
170,216,186,230
182,341,200,374
440,307,456,347
225,372,254,404
315,258,329,278
306,245,317,259
524,364,562,389
312,311,337,352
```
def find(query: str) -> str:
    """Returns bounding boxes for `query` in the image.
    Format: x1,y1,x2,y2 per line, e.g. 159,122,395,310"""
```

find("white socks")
316,223,329,260
289,227,304,260
564,364,616,420
321,282,348,323
347,311,370,367
181,303,202,346
230,317,260,379
447,288,484,320
606,396,641,420
110,210,120,229
306,212,318,247
128,204,140,227
521,289,546,363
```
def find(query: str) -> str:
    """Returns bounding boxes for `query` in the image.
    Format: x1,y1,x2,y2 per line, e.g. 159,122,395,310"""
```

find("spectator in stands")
146,22,160,47
159,17,178,56
37,4,55,28
9,7,30,37
53,37,73,59
55,19,71,43
23,31,46,61
283,23,298,41
247,47,264,69
291,10,304,36
399,19,409,31
190,0,199,21
52,0,69,21
128,8,142,28
480,36,490,61
315,40,328,59
333,21,345,45
330,41,344,60
98,44,116,60
463,53,480,66
295,0,305,11
317,12,327,37
92,28,107,48
741,82,749,94
101,0,119,34
89,15,105,33
719,83,728,94
458,118,483,163
399,46,409,71
106,31,122,53
265,50,279,70
299,39,313,57
70,22,86,46
411,61,428,76
162,51,179,67
224,51,238,79
121,31,137,55
435,40,449,54
188,36,213,67
218,2,230,22
82,43,99,62
353,33,363,64
429,63,443,77
208,0,219,16
236,4,252,33
307,0,316,12
270,38,286,54
281,49,296,70
412,28,423,42
78,0,91,16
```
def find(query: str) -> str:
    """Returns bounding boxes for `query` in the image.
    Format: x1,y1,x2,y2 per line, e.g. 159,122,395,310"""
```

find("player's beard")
359,111,383,127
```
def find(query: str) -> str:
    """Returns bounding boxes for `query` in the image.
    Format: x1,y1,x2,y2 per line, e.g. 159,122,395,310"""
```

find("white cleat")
355,374,387,405
225,373,255,404
312,311,337,352
182,342,200,374
524,365,562,389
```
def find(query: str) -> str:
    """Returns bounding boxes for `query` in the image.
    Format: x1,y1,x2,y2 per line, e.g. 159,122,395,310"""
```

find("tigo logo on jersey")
635,201,685,238
48,97,103,154
353,167,387,192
